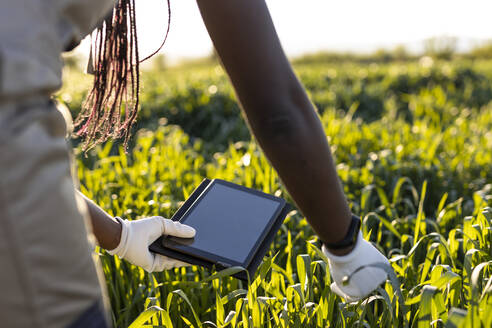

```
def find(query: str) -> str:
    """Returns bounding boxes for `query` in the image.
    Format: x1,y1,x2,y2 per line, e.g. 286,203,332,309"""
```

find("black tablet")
150,179,290,280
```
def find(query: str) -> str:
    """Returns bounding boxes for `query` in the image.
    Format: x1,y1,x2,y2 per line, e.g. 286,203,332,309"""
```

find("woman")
0,0,389,327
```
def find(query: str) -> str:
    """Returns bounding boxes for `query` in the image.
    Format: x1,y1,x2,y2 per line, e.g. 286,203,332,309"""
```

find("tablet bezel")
160,179,286,268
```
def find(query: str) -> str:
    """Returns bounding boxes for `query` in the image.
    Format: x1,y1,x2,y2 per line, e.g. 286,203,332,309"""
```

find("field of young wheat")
59,58,492,327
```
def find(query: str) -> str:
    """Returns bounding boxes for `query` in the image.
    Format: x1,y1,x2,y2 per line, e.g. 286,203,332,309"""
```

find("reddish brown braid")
74,0,171,150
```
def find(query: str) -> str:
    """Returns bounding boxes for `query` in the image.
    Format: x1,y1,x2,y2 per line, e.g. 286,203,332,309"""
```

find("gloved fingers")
330,282,345,298
330,282,360,302
162,219,196,238
152,254,192,272
136,249,157,273
169,260,191,268
340,263,389,297
161,258,191,270
142,216,168,241
150,254,166,272
329,269,387,300
330,263,389,302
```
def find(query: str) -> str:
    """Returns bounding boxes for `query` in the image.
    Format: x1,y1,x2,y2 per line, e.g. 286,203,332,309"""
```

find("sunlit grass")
69,59,492,327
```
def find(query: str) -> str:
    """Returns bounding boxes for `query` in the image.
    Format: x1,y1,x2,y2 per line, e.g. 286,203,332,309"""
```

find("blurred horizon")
72,0,492,64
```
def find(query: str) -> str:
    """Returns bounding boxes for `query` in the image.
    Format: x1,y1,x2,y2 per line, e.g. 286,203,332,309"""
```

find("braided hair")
74,0,171,150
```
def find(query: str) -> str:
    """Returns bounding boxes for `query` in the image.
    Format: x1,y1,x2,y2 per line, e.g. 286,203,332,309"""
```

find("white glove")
322,231,390,302
107,216,196,272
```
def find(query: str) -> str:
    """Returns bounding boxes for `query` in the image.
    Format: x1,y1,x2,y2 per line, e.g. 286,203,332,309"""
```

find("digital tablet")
149,179,290,281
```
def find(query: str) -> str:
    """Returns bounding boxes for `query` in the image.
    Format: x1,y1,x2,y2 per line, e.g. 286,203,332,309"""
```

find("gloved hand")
107,216,196,272
322,231,390,302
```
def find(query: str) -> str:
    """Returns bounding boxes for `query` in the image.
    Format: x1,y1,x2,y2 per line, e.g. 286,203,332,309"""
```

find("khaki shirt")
0,0,115,101
0,3,117,326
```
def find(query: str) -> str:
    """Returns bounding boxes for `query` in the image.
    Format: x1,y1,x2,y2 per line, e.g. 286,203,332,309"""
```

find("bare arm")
197,0,353,254
77,191,121,250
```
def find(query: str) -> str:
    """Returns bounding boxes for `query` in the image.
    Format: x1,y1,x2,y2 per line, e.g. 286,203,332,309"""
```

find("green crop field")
59,57,492,327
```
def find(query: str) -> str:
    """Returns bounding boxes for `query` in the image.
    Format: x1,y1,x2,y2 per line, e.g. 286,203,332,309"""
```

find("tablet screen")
167,181,282,265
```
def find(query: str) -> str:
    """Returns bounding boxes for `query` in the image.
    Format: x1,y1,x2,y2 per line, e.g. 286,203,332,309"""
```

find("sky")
78,0,492,61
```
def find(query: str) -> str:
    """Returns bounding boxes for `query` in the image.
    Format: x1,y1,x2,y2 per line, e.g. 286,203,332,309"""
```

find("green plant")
68,59,492,327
